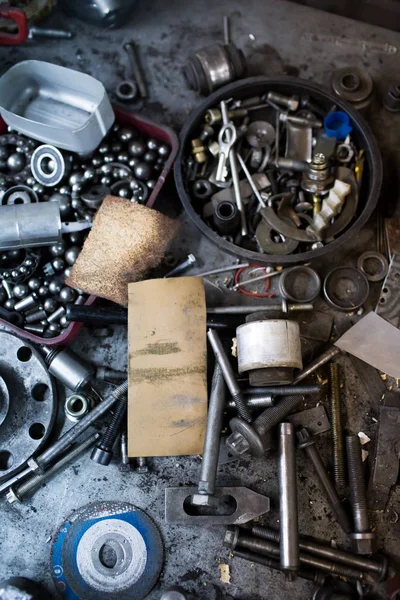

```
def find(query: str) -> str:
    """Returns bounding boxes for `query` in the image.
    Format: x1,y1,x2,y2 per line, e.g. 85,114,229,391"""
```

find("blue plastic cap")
324,111,352,141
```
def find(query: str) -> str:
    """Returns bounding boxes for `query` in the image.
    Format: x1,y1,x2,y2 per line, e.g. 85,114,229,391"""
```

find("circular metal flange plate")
51,501,163,600
0,331,57,481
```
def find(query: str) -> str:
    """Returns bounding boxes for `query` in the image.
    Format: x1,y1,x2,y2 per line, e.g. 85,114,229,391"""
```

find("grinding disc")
51,501,163,600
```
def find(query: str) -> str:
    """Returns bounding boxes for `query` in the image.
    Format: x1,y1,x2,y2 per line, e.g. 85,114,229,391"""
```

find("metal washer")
51,501,163,600
357,250,388,282
31,145,69,187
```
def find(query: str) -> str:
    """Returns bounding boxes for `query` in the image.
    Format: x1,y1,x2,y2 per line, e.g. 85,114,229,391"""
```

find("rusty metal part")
301,153,334,195
357,251,388,282
260,206,317,242
368,392,400,509
346,435,377,554
288,405,330,436
251,525,387,580
165,486,270,525
297,428,352,534
375,251,400,326
329,363,346,495
331,67,374,113
294,346,342,383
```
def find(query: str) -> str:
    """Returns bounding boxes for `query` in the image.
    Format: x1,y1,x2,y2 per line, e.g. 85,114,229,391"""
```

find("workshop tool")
0,331,57,482
251,525,387,580
368,392,400,509
207,328,251,422
165,486,270,525
227,394,307,457
346,435,377,554
6,432,100,504
191,363,226,507
236,309,302,386
42,346,95,392
164,254,197,277
51,501,163,600
91,394,127,465
232,549,326,585
0,381,127,496
329,363,347,495
224,527,372,582
278,423,300,577
297,428,352,534
123,42,148,99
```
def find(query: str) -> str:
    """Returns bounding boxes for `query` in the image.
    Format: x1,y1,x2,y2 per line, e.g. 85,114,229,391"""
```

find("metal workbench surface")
1,1,400,599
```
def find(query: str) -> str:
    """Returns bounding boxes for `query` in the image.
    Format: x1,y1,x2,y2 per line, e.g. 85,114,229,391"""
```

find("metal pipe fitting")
42,346,94,392
278,422,299,576
251,525,388,581
346,435,377,555
297,428,352,534
207,328,251,422
191,363,226,507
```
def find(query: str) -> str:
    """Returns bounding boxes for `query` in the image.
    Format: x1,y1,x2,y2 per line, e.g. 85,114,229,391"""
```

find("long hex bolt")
346,435,377,554
6,432,100,504
278,422,299,577
330,363,346,495
207,328,252,422
91,395,127,465
297,428,352,534
0,380,128,495
224,527,371,582
251,525,388,581
233,549,326,585
192,363,226,506
226,394,306,456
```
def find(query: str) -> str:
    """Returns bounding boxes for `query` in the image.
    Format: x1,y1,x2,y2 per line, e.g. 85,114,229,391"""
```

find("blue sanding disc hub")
51,501,163,600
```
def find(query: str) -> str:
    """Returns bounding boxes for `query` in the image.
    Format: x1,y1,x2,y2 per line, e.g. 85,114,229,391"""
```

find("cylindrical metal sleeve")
198,363,226,494
0,202,61,250
237,320,302,374
278,422,299,572
46,347,94,392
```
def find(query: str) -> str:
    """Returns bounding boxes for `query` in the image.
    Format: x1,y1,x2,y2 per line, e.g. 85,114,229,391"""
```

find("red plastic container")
0,105,179,345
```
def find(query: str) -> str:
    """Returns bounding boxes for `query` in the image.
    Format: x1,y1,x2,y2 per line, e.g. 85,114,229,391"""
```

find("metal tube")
228,394,273,409
193,263,250,277
293,346,341,383
223,16,230,44
278,422,299,575
207,303,313,315
207,329,251,422
197,363,226,496
236,152,267,209
251,525,387,579
7,432,99,503
297,428,352,534
243,385,320,395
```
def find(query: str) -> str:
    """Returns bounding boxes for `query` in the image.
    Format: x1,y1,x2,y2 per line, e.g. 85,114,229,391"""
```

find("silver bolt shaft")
278,422,299,576
124,42,148,98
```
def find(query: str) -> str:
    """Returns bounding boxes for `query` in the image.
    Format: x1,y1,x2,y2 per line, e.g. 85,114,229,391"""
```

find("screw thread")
252,525,280,543
231,391,252,422
99,396,127,450
346,435,369,532
254,395,304,435
329,363,346,492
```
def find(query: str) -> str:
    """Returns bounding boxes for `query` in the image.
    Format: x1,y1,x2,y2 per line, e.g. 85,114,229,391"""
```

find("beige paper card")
128,277,207,457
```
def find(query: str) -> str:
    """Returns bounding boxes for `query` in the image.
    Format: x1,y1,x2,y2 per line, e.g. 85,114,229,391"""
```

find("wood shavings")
358,432,371,445
231,337,237,357
380,373,387,381
219,563,231,584
361,449,369,462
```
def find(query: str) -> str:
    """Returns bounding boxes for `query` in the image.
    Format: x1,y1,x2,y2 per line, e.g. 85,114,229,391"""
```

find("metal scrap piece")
375,251,400,328
165,486,270,525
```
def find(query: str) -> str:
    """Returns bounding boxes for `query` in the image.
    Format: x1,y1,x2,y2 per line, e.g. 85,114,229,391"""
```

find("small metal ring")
357,251,388,282
279,266,321,303
65,394,89,422
31,145,68,187
116,80,138,102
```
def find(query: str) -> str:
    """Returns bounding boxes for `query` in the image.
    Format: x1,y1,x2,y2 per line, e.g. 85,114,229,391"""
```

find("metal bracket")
376,251,400,328
165,486,270,525
288,405,330,436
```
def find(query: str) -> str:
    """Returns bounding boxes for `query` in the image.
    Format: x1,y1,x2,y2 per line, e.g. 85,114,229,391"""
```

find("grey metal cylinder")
43,346,94,392
0,202,62,250
198,363,226,496
278,422,299,574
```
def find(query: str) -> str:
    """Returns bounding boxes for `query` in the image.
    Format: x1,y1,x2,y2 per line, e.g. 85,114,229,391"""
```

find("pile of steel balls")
0,122,170,339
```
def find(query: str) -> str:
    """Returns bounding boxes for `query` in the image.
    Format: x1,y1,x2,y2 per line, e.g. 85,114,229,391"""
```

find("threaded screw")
91,395,127,465
346,435,369,532
330,363,346,494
